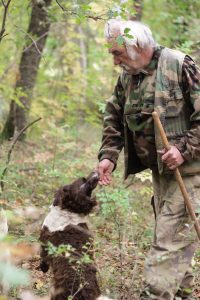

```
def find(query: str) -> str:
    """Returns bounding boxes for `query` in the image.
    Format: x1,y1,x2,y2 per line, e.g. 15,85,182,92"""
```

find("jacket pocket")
165,89,183,117
124,106,139,132
124,104,138,116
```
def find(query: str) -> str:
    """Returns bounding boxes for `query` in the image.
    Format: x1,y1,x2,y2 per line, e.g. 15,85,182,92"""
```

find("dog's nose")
90,171,100,180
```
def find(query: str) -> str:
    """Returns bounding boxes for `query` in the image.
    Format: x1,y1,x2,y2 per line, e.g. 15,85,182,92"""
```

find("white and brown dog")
39,171,113,300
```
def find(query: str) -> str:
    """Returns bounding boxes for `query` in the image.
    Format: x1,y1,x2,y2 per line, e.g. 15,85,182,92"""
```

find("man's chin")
123,68,140,75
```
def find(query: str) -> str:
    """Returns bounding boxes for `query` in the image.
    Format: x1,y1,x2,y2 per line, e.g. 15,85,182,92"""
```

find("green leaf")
125,33,134,39
182,287,193,294
116,35,124,46
113,11,120,17
124,27,131,34
98,102,106,113
104,43,111,49
11,94,25,108
107,9,114,18
81,4,92,11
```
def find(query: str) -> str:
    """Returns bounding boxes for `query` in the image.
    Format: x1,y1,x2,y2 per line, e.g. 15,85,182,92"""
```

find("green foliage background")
0,0,200,298
0,0,199,134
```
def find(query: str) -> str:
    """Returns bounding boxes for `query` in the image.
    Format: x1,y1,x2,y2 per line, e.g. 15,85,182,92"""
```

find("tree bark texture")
0,0,12,43
2,0,52,140
130,0,143,21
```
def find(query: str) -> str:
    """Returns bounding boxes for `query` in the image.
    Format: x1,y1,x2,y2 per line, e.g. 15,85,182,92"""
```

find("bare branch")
1,0,5,8
55,0,106,21
0,0,12,43
55,0,65,11
0,117,42,192
15,25,42,56
23,32,48,53
0,32,8,40
6,0,12,7
14,26,48,66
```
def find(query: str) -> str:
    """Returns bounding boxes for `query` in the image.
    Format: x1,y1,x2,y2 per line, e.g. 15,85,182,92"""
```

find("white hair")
105,19,156,51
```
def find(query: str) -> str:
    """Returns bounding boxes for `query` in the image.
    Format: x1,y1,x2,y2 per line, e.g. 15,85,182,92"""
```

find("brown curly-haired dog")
39,171,113,300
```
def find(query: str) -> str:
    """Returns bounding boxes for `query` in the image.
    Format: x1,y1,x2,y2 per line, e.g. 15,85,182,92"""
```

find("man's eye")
113,51,122,56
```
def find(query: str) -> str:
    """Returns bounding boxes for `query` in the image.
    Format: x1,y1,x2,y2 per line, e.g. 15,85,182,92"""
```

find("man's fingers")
97,159,114,185
169,165,176,170
162,151,170,161
157,146,184,169
158,149,169,161
157,149,166,155
98,173,112,185
99,179,111,186
167,163,176,169
104,174,111,183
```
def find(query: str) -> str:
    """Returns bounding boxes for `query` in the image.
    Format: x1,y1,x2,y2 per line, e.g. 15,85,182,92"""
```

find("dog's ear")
63,185,70,193
53,185,70,207
53,191,61,206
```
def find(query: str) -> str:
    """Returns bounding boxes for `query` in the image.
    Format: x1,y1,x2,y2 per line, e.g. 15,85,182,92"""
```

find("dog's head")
53,171,99,215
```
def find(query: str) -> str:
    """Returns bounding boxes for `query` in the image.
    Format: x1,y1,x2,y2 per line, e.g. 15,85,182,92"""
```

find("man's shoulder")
160,47,185,63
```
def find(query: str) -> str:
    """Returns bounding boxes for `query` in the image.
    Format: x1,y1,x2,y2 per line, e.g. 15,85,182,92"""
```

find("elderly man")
97,19,200,300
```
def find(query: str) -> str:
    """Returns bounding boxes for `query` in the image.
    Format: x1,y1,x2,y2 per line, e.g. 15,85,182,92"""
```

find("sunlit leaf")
124,27,131,34
35,279,44,290
116,35,124,46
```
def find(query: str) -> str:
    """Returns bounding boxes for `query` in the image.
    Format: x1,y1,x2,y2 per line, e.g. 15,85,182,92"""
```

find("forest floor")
0,124,199,300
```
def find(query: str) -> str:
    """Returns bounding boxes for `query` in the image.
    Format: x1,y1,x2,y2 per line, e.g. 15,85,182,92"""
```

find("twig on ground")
0,117,42,192
125,175,135,189
19,167,37,172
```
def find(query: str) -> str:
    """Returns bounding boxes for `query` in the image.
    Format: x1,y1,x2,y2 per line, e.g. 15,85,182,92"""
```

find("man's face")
108,40,143,75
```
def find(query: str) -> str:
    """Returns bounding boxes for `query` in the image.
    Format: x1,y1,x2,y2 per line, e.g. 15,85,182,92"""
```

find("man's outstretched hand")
97,159,114,185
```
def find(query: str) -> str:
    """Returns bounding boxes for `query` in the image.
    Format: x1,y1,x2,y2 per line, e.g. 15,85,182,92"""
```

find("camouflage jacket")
98,47,200,179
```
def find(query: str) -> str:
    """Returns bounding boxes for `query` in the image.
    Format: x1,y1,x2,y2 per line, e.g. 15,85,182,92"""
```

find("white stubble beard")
120,46,142,75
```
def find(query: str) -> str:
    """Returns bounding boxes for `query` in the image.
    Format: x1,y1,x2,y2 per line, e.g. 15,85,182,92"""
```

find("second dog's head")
53,171,99,215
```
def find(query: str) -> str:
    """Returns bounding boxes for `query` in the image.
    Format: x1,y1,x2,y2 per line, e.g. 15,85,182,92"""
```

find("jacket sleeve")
98,75,126,167
175,56,200,161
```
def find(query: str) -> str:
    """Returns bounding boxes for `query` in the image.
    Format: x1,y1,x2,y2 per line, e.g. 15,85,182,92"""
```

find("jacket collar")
141,45,164,75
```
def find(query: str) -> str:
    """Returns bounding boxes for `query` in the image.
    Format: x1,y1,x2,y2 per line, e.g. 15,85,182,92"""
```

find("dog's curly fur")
39,172,105,300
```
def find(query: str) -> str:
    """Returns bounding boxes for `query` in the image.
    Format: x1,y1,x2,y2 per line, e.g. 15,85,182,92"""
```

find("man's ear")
134,43,142,53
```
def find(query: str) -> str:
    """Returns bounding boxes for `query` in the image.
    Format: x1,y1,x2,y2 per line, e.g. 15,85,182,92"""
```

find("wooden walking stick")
152,111,200,240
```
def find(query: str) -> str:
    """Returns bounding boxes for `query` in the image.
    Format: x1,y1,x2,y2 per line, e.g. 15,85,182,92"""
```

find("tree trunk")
2,0,52,140
130,0,143,21
77,25,87,103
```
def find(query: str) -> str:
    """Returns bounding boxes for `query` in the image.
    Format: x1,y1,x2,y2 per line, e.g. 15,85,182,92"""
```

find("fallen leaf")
34,279,44,290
